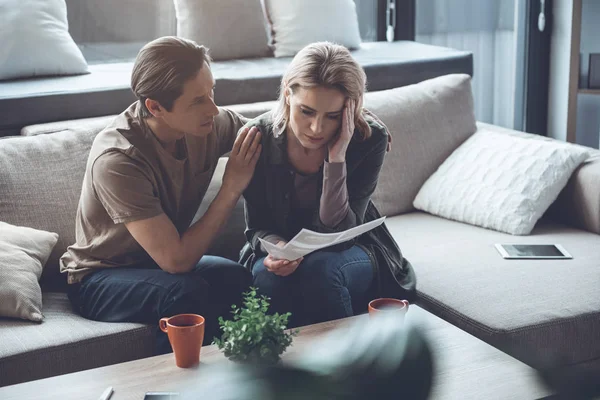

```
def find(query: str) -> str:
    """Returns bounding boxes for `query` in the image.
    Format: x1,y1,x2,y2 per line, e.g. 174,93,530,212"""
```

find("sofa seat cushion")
387,212,600,370
0,41,472,136
0,292,153,387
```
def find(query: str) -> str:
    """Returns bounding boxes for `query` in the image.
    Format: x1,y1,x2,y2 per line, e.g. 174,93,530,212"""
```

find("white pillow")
0,0,89,81
264,0,362,58
0,222,59,322
413,127,591,235
174,0,272,60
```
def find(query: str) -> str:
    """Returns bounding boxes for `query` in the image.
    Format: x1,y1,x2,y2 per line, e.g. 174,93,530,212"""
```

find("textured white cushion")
264,0,361,58
174,0,271,61
0,222,58,322
413,127,591,235
0,0,89,81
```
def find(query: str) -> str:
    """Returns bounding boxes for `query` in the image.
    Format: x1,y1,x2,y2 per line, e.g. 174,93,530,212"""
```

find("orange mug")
159,314,205,368
368,298,409,317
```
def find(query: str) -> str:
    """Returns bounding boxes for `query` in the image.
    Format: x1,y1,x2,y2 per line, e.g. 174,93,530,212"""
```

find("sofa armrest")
547,152,600,235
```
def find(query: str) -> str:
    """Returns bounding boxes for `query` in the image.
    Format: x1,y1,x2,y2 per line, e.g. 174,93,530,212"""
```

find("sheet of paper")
258,217,386,260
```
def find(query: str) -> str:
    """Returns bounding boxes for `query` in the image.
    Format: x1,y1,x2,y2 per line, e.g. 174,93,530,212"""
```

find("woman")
240,42,415,327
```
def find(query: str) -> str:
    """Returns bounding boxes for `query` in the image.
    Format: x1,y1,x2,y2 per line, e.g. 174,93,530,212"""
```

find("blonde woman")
240,42,415,327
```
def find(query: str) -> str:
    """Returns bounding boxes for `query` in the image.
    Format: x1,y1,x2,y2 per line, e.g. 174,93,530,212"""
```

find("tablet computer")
495,244,572,259
143,393,179,399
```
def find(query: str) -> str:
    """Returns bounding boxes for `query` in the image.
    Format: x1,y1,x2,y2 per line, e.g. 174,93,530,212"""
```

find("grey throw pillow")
0,222,58,322
366,74,478,217
174,0,272,61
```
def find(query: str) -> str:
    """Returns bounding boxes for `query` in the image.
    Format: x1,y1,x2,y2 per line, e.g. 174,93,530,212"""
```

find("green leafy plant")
213,287,297,365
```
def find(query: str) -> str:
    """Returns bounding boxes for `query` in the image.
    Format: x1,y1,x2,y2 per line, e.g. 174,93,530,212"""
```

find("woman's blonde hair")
272,42,371,140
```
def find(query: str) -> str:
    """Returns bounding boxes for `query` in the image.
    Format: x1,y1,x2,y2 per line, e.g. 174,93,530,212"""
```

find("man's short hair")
131,36,211,118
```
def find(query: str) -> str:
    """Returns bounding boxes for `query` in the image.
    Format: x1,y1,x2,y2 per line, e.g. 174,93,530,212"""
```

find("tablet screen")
504,244,564,257
143,393,179,400
495,244,572,259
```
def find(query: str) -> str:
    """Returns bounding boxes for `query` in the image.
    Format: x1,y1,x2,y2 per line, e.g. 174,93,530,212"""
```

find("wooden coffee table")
0,306,552,400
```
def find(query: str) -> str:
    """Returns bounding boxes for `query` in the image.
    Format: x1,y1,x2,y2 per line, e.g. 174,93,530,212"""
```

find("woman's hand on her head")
264,241,303,277
328,99,355,163
222,126,262,196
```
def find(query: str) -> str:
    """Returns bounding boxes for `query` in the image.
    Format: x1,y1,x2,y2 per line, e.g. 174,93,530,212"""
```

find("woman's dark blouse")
239,111,416,301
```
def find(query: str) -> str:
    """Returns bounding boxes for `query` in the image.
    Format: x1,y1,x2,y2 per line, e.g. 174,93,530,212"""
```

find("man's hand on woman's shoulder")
222,126,262,196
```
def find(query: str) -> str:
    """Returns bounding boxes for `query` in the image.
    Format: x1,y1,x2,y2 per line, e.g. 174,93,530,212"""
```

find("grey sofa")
1,72,600,390
0,41,472,137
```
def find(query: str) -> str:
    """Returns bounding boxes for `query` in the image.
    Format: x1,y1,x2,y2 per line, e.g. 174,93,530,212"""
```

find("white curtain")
416,0,517,128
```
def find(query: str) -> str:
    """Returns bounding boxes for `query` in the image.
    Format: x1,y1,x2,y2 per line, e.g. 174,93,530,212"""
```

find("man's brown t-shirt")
60,103,246,284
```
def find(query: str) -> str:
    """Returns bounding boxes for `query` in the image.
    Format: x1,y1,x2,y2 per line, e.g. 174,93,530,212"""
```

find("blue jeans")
67,256,252,354
252,245,374,327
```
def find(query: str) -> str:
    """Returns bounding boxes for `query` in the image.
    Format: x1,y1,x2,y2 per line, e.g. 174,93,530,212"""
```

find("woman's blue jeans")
252,245,374,327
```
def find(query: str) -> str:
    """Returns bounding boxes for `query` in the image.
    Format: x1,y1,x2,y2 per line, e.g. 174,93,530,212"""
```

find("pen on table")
98,386,113,400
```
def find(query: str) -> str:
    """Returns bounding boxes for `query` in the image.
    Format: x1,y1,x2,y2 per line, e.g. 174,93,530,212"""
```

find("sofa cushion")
367,74,477,217
387,212,600,370
476,122,600,236
0,41,473,136
413,128,590,235
0,292,153,387
0,0,89,81
0,222,58,322
264,0,361,58
0,129,97,283
174,0,272,61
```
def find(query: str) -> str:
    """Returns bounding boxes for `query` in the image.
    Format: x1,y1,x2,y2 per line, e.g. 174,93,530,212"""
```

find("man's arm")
125,126,261,274
124,187,241,274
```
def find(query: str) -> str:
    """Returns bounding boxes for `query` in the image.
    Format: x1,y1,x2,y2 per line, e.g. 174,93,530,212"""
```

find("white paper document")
259,217,386,260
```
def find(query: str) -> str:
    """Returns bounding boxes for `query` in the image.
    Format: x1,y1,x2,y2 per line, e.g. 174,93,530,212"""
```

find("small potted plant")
213,287,297,365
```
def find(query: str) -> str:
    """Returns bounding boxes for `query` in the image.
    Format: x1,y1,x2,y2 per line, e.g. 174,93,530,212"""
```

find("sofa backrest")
0,128,96,284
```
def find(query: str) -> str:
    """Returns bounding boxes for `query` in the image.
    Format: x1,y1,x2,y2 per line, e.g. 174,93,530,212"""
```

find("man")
60,36,261,353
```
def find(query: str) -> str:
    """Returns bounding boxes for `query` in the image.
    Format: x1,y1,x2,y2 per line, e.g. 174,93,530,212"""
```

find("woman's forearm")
319,161,351,228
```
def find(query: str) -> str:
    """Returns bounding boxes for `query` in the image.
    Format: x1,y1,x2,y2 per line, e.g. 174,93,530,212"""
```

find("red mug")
368,298,409,317
159,314,205,368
